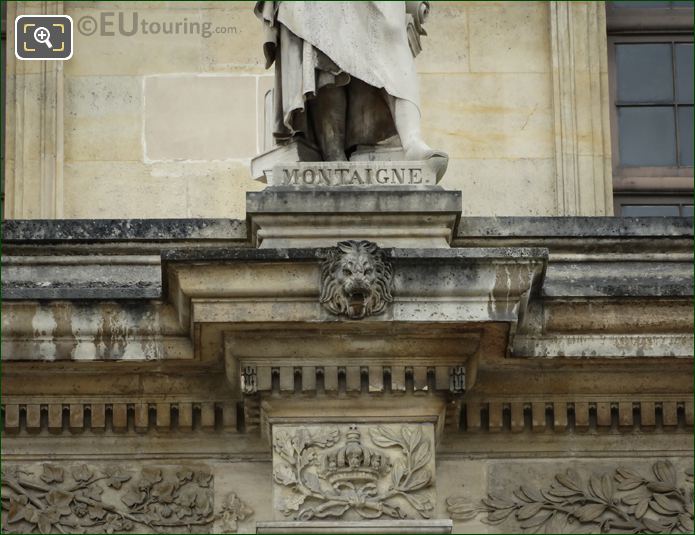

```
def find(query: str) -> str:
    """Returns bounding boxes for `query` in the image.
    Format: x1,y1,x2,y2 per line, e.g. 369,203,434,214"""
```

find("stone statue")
255,1,447,176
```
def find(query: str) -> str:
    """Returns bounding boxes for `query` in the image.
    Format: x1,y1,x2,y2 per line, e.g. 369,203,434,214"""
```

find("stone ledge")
2,255,162,300
256,520,453,534
3,216,691,247
1,218,247,242
162,246,548,263
456,216,693,238
246,187,461,213
246,187,462,248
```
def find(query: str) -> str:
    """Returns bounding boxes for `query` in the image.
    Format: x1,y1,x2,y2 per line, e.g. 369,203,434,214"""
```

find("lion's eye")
343,268,353,277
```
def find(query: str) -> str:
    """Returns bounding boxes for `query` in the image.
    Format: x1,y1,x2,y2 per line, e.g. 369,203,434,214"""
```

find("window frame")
606,2,695,33
614,192,693,217
607,34,694,192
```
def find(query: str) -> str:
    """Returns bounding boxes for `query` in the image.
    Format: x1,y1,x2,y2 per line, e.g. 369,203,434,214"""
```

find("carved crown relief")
320,240,394,319
272,424,435,521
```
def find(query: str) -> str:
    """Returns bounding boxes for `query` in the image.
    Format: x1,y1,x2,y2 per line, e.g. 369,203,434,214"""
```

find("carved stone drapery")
272,423,435,522
447,460,694,534
1,463,252,534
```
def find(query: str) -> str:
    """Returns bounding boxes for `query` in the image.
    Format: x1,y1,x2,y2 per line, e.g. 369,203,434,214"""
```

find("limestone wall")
3,1,612,219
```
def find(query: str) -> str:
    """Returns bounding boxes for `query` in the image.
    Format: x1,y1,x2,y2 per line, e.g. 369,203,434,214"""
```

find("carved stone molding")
0,463,252,534
2,400,238,435
549,1,612,216
462,398,693,434
4,1,65,218
320,240,394,320
272,424,435,522
447,460,693,533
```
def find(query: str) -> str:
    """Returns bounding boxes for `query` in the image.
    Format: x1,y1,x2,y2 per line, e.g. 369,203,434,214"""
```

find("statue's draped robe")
255,1,420,150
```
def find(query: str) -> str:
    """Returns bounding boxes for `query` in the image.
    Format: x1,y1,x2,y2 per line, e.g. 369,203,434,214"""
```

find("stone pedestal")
246,187,461,249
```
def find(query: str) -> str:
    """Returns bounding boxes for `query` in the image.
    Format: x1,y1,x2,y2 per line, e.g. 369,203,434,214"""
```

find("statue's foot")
404,139,449,181
403,138,447,161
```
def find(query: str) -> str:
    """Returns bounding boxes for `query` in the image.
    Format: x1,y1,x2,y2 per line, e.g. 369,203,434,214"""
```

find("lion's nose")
352,276,369,288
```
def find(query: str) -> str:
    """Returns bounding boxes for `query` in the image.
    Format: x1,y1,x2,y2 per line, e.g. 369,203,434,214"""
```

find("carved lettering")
282,168,299,185
410,167,422,184
317,168,333,186
302,168,316,185
273,164,435,187
375,169,390,184
392,168,405,184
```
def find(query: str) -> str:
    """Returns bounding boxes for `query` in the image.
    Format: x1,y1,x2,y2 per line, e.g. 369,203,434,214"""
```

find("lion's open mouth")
348,291,367,318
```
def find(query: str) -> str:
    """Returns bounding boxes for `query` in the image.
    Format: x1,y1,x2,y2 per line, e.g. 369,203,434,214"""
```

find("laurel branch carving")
1,464,252,534
272,424,434,521
447,460,694,533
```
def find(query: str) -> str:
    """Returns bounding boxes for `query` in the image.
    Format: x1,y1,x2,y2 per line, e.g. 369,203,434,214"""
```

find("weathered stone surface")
455,216,693,240
5,216,690,248
246,187,462,248
1,301,191,361
2,218,247,242
257,520,453,533
543,260,693,298
247,187,461,215
2,255,162,300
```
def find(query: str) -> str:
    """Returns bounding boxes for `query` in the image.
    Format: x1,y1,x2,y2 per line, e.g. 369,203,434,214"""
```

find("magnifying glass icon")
33,26,53,49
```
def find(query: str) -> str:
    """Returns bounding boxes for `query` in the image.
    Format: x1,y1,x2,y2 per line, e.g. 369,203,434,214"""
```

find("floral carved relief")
1,464,252,534
447,460,694,534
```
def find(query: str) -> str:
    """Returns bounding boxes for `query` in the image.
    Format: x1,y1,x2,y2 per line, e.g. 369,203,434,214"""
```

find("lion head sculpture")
319,240,394,320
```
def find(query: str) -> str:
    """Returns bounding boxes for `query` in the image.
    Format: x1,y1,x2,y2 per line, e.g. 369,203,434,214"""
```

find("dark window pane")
616,44,673,103
672,1,695,6
682,205,694,218
618,107,677,166
677,106,694,165
622,205,681,216
675,44,693,103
